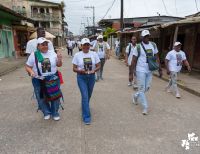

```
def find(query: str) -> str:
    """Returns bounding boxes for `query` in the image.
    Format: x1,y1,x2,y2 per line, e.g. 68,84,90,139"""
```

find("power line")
195,0,199,11
161,0,170,15
175,0,178,15
100,0,117,20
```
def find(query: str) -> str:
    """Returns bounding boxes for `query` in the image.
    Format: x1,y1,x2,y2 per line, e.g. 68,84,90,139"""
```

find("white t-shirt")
125,43,136,66
132,42,158,73
67,40,73,49
26,51,58,77
115,40,119,48
96,42,110,59
90,40,97,50
25,38,54,54
72,51,100,71
165,50,186,72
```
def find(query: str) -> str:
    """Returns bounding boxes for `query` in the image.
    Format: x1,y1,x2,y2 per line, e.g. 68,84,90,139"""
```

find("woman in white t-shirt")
72,38,100,125
165,42,191,98
25,37,63,121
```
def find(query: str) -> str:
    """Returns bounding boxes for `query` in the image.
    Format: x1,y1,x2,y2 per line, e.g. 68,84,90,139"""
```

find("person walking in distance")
72,38,100,125
165,42,191,98
67,38,74,57
94,35,110,81
131,30,162,115
125,36,137,89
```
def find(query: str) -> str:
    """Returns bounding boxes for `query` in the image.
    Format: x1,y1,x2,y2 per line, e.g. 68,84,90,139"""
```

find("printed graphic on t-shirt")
41,58,51,73
146,49,153,58
98,44,103,52
83,58,92,71
176,54,182,66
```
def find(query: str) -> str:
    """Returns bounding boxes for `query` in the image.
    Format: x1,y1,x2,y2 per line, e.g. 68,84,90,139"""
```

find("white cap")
141,30,150,37
97,35,103,39
174,42,182,46
81,38,90,45
37,37,49,44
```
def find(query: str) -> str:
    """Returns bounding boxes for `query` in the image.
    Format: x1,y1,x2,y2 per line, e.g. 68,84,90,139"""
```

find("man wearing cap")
131,30,162,115
94,35,110,81
72,38,100,125
165,42,191,98
26,28,54,57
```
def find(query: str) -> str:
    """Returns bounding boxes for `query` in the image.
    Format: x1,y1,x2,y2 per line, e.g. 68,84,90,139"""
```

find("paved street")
0,49,200,154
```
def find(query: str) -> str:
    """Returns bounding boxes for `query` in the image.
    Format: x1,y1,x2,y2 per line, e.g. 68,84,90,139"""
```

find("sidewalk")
0,57,26,76
153,69,200,97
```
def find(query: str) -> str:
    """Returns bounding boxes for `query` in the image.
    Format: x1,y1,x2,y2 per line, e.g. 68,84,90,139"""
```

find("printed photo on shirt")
98,44,103,52
41,58,51,73
176,54,182,66
146,49,153,58
83,58,92,71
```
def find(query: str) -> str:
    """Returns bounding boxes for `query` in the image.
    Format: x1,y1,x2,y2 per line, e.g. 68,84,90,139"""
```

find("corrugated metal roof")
161,17,200,28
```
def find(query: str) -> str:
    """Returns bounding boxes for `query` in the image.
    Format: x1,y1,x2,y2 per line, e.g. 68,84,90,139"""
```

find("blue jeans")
32,78,60,117
135,71,152,110
77,74,95,123
115,47,120,56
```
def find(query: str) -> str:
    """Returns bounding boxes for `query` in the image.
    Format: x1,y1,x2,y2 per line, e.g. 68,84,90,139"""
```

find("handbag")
141,43,159,71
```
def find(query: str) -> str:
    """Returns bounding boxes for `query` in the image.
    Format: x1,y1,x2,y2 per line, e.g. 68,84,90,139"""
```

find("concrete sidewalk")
0,57,26,76
153,69,200,97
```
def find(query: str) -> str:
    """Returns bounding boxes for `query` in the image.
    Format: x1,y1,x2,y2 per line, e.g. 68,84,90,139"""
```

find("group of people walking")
25,27,191,124
125,30,191,115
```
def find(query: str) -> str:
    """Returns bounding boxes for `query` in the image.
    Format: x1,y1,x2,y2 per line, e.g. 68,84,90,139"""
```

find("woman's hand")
57,52,62,67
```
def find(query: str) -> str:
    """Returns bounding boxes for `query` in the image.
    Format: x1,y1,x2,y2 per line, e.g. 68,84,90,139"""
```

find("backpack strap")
136,43,141,58
128,44,131,57
34,52,42,76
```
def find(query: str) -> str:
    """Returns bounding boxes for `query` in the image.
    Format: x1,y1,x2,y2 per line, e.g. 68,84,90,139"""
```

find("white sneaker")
133,84,138,90
53,116,60,121
128,82,132,86
132,94,138,105
44,115,50,120
176,93,181,98
167,89,172,93
142,109,148,115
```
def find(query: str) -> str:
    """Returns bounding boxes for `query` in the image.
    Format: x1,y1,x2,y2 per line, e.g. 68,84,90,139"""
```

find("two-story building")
1,0,66,47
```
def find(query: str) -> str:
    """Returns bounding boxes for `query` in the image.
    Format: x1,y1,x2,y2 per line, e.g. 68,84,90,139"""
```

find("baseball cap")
81,38,90,45
141,30,150,37
174,42,182,46
97,35,103,39
37,37,49,44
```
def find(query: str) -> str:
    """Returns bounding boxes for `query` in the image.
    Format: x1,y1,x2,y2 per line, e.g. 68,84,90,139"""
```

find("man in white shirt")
26,28,54,57
131,30,162,115
125,36,137,88
165,42,191,98
67,38,74,57
115,39,120,56
94,35,110,81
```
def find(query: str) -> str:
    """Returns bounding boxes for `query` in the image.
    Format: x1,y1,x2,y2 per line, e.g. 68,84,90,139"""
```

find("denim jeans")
166,71,179,94
77,73,95,123
135,71,152,110
32,78,60,117
96,58,105,80
115,47,120,57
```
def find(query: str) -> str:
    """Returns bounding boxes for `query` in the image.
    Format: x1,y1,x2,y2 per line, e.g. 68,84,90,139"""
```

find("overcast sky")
48,0,200,35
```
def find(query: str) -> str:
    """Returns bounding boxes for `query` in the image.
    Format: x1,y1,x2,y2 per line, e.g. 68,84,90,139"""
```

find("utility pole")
84,6,95,35
119,0,124,59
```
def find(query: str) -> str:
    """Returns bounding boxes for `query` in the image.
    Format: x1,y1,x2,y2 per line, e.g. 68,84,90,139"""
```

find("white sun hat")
81,38,90,45
174,42,182,46
141,30,150,37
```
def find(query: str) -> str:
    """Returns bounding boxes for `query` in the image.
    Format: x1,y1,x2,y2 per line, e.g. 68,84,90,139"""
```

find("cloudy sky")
49,0,200,35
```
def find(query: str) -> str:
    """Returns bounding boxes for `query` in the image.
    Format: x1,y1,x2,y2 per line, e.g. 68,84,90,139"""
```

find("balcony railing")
31,13,61,22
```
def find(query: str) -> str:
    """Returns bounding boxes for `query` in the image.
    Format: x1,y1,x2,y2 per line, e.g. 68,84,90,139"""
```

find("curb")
0,61,25,77
153,73,200,97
